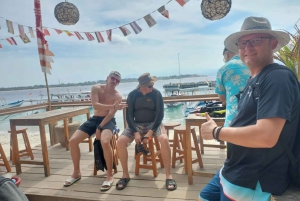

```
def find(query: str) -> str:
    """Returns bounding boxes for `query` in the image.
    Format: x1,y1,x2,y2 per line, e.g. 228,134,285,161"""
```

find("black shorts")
78,116,116,137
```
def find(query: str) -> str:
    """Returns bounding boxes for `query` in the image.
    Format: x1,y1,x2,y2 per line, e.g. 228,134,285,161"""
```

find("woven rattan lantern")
54,1,79,25
201,0,231,21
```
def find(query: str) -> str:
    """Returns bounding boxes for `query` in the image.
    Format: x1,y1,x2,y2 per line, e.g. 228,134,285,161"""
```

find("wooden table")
10,107,90,177
185,114,225,184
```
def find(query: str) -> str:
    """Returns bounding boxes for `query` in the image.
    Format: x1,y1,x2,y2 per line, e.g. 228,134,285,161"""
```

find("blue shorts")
199,169,271,201
78,116,116,137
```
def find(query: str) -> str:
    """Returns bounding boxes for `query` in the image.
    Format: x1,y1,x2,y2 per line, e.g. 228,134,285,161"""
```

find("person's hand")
134,132,142,145
95,129,101,140
114,99,128,110
201,112,217,140
142,130,153,144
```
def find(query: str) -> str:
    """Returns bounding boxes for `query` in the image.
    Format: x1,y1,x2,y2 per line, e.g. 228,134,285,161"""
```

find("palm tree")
274,19,300,80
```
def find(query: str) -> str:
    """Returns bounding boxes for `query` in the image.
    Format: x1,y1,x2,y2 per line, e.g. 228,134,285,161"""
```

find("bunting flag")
95,32,105,43
28,27,35,38
130,22,142,34
6,20,14,34
119,26,131,36
43,28,50,36
106,30,112,42
6,37,17,45
54,29,62,34
176,0,190,7
74,32,84,40
19,34,31,43
144,14,157,27
64,30,74,36
0,44,2,48
158,6,169,19
85,32,95,41
18,25,25,36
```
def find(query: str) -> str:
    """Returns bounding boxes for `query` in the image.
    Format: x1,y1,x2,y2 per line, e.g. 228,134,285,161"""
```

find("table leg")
86,111,90,120
185,122,193,185
64,119,69,151
199,126,204,154
10,122,21,174
39,123,50,176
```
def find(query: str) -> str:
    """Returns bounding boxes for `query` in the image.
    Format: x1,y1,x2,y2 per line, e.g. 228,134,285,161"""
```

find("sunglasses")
147,85,153,88
110,76,120,83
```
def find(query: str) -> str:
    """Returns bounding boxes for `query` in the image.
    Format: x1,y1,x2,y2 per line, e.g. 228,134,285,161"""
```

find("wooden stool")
94,134,118,175
0,143,11,172
8,128,34,165
172,126,203,170
81,137,93,152
164,122,181,147
135,137,164,177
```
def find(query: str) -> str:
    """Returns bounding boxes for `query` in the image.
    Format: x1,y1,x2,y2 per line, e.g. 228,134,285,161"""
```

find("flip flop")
166,179,177,191
64,177,81,187
100,180,114,191
116,178,130,190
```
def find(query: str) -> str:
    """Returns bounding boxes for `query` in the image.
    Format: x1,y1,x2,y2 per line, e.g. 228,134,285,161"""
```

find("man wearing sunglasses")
116,72,177,191
199,17,300,200
64,71,127,191
215,48,250,127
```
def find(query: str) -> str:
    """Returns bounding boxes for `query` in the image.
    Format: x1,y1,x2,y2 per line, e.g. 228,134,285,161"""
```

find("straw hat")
137,73,157,87
224,16,290,53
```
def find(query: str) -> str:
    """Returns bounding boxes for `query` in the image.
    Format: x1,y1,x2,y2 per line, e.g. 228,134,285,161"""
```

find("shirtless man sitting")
64,71,127,191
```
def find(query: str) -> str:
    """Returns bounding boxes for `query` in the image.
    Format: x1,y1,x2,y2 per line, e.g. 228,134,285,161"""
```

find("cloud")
0,0,299,87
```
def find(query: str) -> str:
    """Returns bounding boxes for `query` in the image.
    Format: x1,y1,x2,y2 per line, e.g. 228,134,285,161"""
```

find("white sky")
0,0,299,87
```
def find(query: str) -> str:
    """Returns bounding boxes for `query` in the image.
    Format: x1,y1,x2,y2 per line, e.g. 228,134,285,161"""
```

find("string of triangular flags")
0,0,190,48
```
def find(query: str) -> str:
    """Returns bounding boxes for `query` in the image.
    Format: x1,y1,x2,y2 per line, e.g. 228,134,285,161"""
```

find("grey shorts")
121,122,165,143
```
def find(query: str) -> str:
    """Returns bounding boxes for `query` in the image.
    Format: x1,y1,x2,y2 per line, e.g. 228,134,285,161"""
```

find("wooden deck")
0,139,226,201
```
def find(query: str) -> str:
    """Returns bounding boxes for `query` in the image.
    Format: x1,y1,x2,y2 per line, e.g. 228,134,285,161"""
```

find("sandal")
166,179,177,191
116,178,130,190
100,180,113,191
63,177,81,187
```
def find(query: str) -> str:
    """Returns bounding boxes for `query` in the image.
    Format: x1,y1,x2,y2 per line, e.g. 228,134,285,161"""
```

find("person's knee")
158,134,169,146
69,131,87,148
117,136,129,149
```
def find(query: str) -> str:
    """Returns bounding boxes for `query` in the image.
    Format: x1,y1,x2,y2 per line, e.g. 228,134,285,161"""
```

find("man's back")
215,55,250,127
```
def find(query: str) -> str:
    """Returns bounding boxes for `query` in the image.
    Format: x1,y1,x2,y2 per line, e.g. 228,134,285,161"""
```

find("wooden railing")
0,94,219,117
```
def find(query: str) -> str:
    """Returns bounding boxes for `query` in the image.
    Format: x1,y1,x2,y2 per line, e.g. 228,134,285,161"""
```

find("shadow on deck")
0,140,227,201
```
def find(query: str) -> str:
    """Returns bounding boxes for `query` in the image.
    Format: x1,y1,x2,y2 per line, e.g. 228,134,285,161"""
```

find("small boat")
165,92,183,108
0,100,24,110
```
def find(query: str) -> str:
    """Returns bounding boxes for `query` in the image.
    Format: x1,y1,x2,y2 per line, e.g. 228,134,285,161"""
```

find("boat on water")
165,91,183,108
0,100,24,110
48,91,91,102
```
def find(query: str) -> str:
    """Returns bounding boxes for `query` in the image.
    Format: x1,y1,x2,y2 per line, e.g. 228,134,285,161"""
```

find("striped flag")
158,6,169,19
19,34,31,43
129,22,142,34
18,25,25,36
6,37,17,45
74,32,84,40
85,32,95,41
119,26,131,36
95,32,105,43
6,20,14,34
176,0,190,6
43,28,50,36
106,30,112,41
28,27,35,38
64,30,74,36
54,29,62,34
144,14,157,27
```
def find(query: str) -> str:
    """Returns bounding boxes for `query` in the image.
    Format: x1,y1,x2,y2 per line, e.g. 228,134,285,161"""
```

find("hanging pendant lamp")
54,0,80,25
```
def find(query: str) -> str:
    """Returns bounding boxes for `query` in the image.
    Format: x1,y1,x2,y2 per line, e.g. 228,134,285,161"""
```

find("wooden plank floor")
0,140,226,201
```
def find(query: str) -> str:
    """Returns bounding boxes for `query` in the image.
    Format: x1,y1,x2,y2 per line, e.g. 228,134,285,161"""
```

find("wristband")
212,126,218,139
97,125,103,131
215,126,223,142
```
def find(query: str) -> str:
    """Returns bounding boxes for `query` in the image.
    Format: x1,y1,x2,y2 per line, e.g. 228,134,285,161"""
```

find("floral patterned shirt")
215,55,250,127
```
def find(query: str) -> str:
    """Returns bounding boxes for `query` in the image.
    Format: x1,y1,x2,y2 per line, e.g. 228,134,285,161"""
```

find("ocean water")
0,76,215,136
